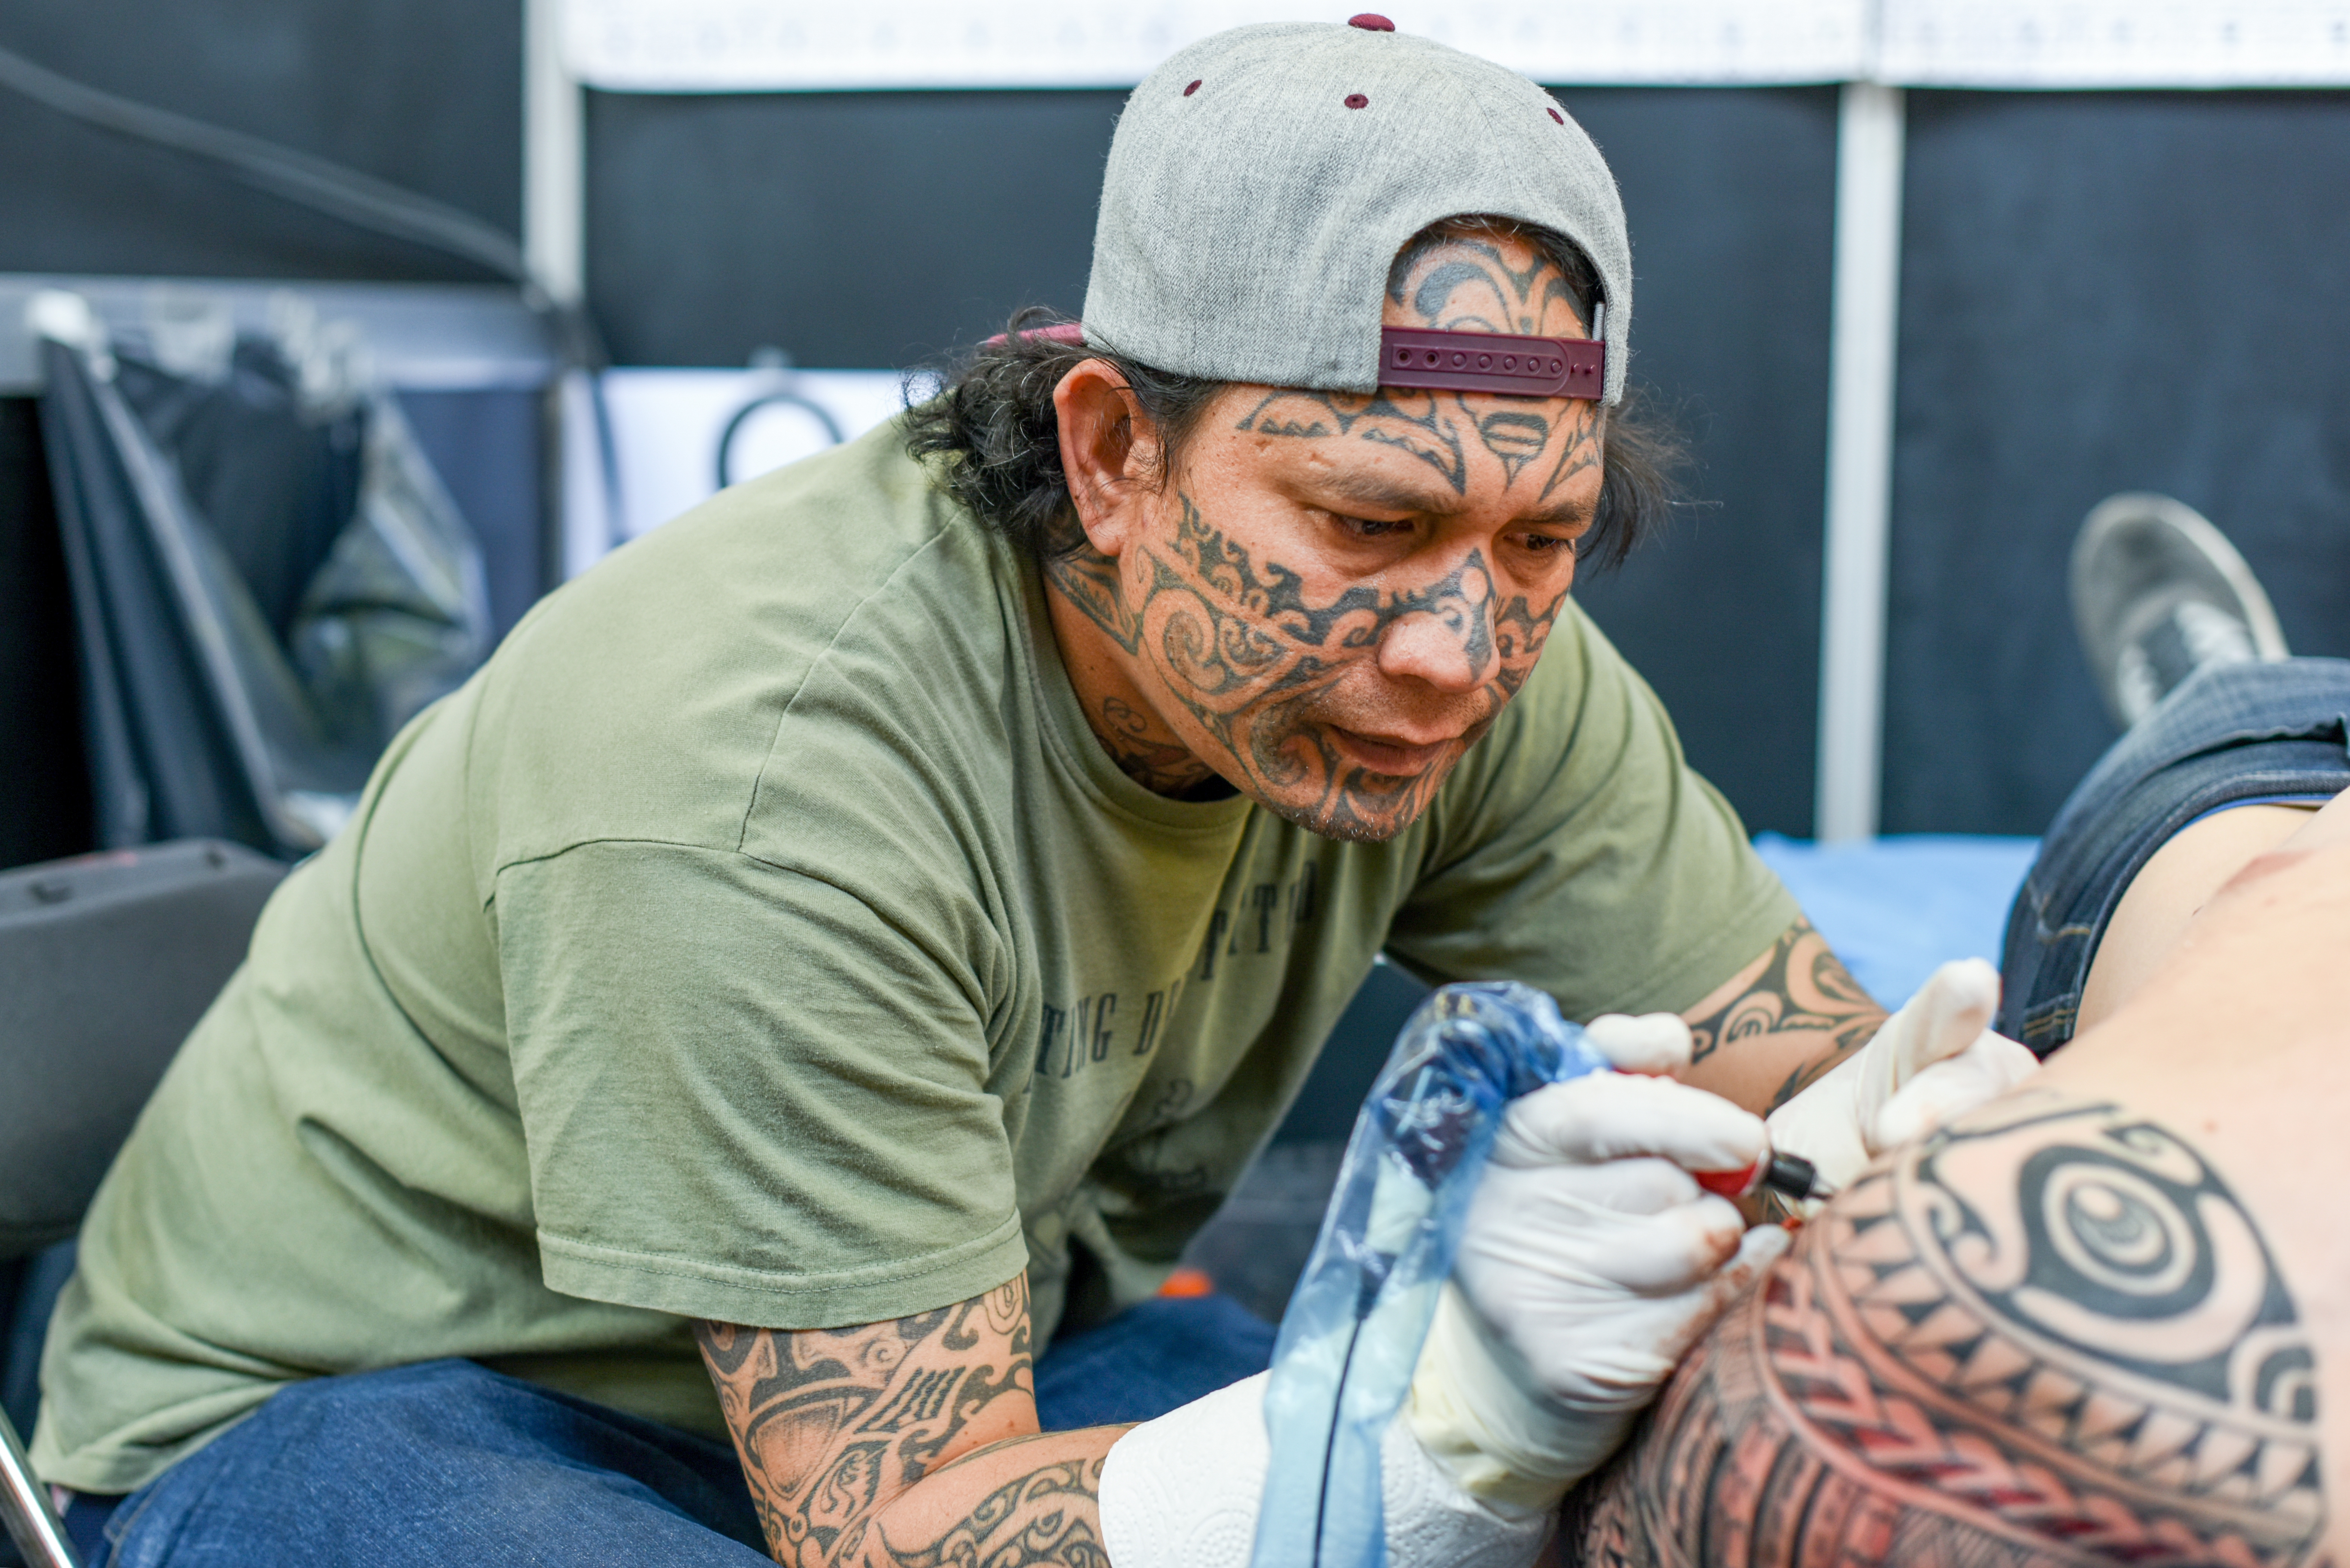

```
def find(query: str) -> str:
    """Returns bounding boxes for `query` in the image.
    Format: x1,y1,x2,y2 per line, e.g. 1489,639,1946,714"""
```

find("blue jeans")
1998,657,2350,1054
71,1292,1275,1567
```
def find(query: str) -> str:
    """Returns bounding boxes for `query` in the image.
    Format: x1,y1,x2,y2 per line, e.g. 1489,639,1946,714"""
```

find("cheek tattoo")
1042,230,1602,841
1049,492,1566,841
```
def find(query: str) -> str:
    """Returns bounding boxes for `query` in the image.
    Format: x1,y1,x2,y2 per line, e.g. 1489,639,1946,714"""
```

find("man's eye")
1338,515,1413,539
1519,533,1576,555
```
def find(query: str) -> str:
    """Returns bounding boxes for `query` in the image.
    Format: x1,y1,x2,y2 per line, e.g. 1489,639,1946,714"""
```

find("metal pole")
525,0,609,579
0,1408,82,1568
524,0,585,307
1814,80,1907,842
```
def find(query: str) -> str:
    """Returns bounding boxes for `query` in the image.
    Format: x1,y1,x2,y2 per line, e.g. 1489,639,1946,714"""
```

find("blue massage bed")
1750,833,2042,1010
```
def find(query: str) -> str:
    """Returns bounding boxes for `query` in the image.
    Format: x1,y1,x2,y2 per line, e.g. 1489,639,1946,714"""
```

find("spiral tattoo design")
1574,1091,2327,1568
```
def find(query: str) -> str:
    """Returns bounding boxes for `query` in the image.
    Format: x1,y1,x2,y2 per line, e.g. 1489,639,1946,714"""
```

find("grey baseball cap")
1081,18,1632,405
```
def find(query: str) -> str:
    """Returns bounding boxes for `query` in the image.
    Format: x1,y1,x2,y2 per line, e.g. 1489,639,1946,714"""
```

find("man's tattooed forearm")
882,1458,1110,1568
1571,1093,2327,1568
696,1278,1037,1567
1685,917,1884,1103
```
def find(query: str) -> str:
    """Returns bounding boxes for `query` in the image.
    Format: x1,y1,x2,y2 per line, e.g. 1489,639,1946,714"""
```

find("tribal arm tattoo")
1680,917,1889,1114
696,1277,1120,1568
1569,1090,2328,1568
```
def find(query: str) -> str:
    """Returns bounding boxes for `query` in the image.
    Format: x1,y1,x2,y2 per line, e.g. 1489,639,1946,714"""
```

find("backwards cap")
1081,19,1632,405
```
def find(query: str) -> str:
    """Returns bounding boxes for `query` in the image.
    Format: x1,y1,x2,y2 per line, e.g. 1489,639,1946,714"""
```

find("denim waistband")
1998,659,2350,1055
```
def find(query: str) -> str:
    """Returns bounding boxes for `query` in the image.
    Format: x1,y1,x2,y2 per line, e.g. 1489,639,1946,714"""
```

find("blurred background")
0,0,2347,1336
7,0,2350,879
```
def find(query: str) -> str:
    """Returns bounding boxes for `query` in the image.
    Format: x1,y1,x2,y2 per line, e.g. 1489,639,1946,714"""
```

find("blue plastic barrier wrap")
1253,981,1606,1568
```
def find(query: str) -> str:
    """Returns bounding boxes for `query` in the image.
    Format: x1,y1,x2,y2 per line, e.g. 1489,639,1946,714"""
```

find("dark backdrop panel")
585,85,1836,831
1559,88,1836,836
0,0,518,282
1886,91,2350,835
0,399,91,872
586,88,1127,368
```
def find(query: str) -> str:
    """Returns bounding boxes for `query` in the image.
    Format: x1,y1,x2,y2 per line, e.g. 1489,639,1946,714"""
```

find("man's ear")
1053,358,1161,558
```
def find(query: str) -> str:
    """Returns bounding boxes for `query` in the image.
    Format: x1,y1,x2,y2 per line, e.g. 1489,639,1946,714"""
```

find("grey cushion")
0,839,282,1259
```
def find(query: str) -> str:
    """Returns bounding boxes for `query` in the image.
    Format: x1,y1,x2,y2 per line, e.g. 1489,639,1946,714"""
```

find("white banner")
562,1,1872,91
563,0,2350,91
1880,0,2350,87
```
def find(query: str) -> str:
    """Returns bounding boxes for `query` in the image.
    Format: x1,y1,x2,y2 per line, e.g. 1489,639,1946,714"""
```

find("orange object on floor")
1157,1267,1215,1299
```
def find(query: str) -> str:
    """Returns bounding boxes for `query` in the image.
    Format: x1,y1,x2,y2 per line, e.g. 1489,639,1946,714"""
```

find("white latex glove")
1409,1013,1792,1510
1764,957,2040,1206
1100,1371,1555,1568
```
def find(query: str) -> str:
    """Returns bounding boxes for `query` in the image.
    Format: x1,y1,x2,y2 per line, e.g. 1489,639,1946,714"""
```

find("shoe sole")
2069,492,2289,727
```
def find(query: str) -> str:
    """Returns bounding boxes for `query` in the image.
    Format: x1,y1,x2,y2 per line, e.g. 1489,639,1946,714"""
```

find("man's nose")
1375,597,1495,692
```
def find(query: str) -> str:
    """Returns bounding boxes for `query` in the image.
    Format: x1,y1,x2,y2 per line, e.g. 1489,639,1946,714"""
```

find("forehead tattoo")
1234,233,1602,500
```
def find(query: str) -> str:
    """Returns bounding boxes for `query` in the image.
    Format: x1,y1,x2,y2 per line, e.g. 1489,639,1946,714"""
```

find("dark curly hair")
904,218,1683,574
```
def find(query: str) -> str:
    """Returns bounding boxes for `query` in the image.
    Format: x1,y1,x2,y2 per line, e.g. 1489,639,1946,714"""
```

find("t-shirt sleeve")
1386,604,1799,1019
493,840,1027,1330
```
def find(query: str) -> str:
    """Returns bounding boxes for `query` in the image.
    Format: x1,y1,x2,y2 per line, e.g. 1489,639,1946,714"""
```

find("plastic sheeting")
33,290,491,857
1255,982,1607,1568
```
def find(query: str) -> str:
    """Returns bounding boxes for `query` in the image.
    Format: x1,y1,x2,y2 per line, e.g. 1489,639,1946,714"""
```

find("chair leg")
0,1406,79,1568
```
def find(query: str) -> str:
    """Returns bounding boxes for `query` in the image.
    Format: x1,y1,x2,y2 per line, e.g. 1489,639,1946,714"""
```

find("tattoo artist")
30,19,2034,1568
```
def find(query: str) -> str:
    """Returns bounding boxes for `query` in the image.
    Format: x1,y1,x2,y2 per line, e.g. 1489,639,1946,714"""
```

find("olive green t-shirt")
33,418,1795,1494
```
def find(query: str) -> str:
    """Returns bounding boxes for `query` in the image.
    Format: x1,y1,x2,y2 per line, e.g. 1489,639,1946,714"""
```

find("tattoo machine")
1250,981,1831,1568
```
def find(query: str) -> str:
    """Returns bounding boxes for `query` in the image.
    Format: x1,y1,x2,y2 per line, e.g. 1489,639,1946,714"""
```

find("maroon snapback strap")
979,321,1601,400
1379,327,1604,400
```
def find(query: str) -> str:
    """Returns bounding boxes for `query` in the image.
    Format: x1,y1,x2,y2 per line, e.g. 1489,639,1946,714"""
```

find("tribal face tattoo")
1046,225,1604,842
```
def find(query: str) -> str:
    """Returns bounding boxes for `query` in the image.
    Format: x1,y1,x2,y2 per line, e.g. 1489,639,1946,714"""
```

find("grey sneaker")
2070,493,2289,728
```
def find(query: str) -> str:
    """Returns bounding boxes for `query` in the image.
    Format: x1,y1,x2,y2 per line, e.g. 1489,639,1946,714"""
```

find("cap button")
1347,13,1396,31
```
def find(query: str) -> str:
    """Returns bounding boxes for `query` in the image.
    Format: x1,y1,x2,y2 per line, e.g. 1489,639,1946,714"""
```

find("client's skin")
1570,790,2350,1567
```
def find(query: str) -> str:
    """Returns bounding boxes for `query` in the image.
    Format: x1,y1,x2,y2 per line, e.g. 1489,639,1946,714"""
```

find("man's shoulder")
551,416,980,654
464,420,1026,866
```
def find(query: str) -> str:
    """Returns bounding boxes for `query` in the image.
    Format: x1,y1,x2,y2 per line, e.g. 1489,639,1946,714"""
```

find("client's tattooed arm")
1679,917,1889,1114
696,1276,1119,1568
1569,1091,2329,1568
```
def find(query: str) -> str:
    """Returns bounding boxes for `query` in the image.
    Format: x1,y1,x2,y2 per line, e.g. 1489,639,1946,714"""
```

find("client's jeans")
73,1292,1275,1567
1998,657,2350,1055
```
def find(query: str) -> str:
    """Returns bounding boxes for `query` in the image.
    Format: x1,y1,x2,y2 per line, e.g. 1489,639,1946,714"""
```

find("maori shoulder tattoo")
1572,1092,2329,1568
696,1278,1108,1567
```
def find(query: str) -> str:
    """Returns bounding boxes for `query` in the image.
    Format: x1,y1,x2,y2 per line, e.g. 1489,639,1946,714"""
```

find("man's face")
1062,228,1604,842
